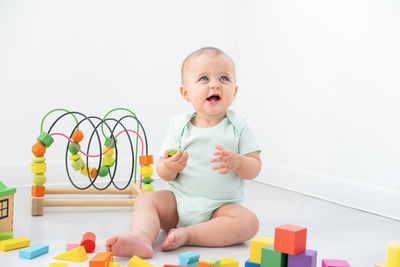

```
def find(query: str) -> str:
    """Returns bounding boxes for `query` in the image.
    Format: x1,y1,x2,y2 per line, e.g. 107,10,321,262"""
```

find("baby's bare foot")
105,232,153,258
160,228,189,251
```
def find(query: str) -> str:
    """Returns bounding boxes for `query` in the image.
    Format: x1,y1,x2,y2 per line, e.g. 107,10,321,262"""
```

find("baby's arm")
210,144,261,180
156,149,189,181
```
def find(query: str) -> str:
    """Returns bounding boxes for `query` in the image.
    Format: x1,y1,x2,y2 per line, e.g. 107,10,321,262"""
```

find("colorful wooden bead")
139,155,153,166
37,132,54,148
69,154,81,161
102,156,115,167
32,157,46,163
71,158,85,171
33,173,46,186
141,177,153,184
31,185,45,197
104,137,117,148
31,162,46,173
80,166,90,177
140,166,153,178
103,147,115,157
71,130,84,143
32,142,46,157
90,168,97,179
98,166,109,177
68,142,81,155
141,183,154,193
168,149,177,157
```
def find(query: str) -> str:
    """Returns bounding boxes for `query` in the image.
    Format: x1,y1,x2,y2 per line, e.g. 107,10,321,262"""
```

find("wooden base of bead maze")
31,182,141,216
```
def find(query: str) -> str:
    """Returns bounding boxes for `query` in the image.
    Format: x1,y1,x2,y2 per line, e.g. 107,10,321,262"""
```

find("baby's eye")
199,76,209,81
220,76,229,81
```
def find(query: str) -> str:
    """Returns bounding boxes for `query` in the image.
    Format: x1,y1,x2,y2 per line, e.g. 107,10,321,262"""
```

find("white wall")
1,0,399,219
236,0,400,219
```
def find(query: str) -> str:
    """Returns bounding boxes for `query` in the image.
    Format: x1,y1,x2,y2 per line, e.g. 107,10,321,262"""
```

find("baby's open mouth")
207,95,221,102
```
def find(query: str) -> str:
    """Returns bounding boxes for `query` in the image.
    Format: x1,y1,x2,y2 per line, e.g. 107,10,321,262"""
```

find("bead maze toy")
30,108,154,216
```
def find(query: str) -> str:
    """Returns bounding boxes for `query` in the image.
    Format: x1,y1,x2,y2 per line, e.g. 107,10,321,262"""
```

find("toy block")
103,147,115,157
108,262,121,267
19,243,49,259
274,224,307,255
32,185,45,197
374,262,384,267
0,232,13,241
90,251,113,267
139,155,153,165
68,142,81,155
0,237,31,251
32,142,46,157
198,258,220,267
321,259,351,267
33,156,46,163
250,236,274,263
288,249,317,267
72,130,84,143
140,165,154,178
33,173,46,186
245,259,260,267
49,263,68,267
32,197,44,216
71,158,85,171
127,255,155,267
81,232,96,253
31,162,47,173
220,258,238,267
386,240,400,267
53,245,88,262
261,244,288,267
67,240,81,250
37,132,54,147
179,251,200,265
166,265,192,267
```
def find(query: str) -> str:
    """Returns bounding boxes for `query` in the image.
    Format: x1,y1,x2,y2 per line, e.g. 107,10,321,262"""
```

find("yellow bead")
31,162,47,174
102,156,115,167
80,165,90,177
140,166,153,178
141,183,154,193
71,158,85,171
33,173,46,186
103,147,115,157
69,154,81,161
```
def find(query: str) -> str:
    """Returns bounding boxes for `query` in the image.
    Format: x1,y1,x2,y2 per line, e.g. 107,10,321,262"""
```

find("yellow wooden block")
53,246,88,262
386,240,400,267
69,154,81,161
140,165,153,178
220,258,238,267
0,237,31,251
31,162,47,173
49,263,68,267
108,262,121,267
250,236,274,263
127,255,155,267
103,147,115,157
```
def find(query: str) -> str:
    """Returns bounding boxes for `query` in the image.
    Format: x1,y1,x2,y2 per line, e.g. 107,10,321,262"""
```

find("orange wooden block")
32,142,46,157
89,252,113,267
31,185,45,197
274,224,307,255
197,262,213,267
139,155,153,166
72,130,84,143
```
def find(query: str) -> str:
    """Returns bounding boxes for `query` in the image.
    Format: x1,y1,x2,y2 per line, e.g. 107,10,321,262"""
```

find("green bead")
168,149,177,157
71,158,85,171
98,166,109,177
141,177,153,184
32,157,46,163
104,137,117,148
102,156,115,167
68,142,81,155
141,183,154,193
33,173,46,186
37,132,54,148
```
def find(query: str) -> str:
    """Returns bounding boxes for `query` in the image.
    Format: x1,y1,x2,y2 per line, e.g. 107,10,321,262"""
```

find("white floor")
0,179,399,267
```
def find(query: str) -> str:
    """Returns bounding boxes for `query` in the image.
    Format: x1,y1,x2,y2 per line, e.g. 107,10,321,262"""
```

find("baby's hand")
162,149,188,173
210,144,241,174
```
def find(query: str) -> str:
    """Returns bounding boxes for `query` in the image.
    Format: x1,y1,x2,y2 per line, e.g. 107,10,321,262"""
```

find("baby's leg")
161,204,259,250
106,190,178,258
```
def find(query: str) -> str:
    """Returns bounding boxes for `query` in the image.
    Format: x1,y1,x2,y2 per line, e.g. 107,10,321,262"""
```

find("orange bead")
90,167,97,179
32,142,46,157
71,130,84,143
139,155,153,166
31,185,45,197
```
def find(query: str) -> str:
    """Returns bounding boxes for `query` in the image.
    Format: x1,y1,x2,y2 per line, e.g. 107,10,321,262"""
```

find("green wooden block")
32,157,46,163
102,156,115,167
33,173,46,186
0,232,13,241
98,166,109,177
200,258,220,267
104,137,117,148
68,142,81,155
261,244,287,267
37,132,54,148
71,158,85,171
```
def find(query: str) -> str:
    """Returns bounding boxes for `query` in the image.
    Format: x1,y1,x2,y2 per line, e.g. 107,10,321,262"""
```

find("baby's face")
181,53,237,120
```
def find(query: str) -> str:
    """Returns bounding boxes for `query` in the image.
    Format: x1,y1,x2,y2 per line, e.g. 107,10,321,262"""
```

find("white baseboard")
257,161,400,221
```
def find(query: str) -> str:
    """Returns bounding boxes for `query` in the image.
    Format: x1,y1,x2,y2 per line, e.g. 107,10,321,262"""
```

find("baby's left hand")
210,144,241,174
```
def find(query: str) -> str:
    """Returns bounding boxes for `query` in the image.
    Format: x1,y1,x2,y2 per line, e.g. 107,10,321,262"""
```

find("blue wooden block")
179,262,197,267
19,243,49,259
179,251,200,264
245,259,261,267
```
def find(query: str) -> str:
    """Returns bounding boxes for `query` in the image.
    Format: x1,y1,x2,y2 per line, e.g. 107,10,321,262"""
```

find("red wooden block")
274,224,307,255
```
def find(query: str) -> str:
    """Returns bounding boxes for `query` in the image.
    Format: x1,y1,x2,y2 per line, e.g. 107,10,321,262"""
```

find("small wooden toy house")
0,181,16,233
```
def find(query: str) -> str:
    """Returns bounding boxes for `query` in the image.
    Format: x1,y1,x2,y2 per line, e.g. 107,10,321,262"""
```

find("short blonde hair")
181,47,236,84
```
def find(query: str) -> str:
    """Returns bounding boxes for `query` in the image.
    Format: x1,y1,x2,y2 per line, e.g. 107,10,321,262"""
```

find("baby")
105,47,262,258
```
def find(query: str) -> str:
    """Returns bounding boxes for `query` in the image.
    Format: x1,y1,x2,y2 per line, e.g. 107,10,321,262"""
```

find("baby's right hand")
162,149,188,173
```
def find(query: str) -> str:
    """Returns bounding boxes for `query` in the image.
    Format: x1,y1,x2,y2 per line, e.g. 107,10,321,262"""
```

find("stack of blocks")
247,224,351,267
179,251,200,266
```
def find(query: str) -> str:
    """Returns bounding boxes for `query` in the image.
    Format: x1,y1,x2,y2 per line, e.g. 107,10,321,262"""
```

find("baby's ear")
180,86,190,102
